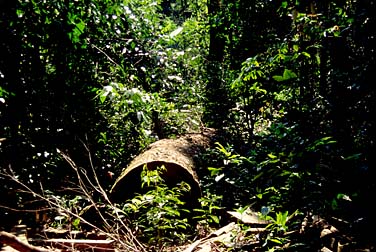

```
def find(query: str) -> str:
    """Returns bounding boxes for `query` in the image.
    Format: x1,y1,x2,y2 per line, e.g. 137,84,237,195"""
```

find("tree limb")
0,230,55,252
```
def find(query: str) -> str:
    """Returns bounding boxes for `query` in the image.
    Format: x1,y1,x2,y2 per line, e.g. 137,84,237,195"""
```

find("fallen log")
110,129,218,208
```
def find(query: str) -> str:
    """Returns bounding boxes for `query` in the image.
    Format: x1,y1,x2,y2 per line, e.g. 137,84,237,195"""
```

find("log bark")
110,129,218,207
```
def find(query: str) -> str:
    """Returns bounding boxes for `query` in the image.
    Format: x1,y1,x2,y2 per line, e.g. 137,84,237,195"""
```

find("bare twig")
56,142,146,252
89,42,121,67
0,204,51,213
1,161,145,252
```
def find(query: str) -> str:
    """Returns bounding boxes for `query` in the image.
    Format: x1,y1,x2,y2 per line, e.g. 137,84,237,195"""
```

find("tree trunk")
203,0,230,128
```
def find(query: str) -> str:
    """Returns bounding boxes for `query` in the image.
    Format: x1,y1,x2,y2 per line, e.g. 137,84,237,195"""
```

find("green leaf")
269,238,284,244
211,215,220,224
99,86,113,103
214,173,225,182
272,75,284,82
336,193,351,201
341,153,361,160
208,167,223,176
267,153,278,159
72,218,80,229
169,26,183,37
301,51,311,58
282,69,297,80
273,69,297,82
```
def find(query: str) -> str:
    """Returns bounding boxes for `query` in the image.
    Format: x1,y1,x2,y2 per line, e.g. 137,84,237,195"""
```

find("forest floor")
1,209,375,252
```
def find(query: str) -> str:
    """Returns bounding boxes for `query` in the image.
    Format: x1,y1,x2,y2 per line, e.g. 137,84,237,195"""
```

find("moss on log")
110,129,217,207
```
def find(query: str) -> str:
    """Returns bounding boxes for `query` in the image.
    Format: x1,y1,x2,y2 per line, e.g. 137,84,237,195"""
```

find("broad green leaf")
169,26,183,37
282,69,297,80
273,69,297,81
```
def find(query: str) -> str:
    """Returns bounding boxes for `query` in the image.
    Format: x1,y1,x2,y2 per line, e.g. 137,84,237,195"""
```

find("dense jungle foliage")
0,0,374,251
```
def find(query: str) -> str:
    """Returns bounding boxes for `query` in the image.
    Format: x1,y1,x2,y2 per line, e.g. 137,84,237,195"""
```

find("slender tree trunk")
203,0,229,128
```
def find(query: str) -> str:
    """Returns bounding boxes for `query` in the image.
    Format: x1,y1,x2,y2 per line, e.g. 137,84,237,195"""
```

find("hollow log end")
110,161,201,209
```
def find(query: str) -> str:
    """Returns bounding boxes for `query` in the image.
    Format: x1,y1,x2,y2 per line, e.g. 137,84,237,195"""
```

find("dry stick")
79,138,146,251
0,152,144,251
1,170,99,232
0,231,57,252
90,43,120,67
56,151,117,242
56,149,106,223
2,168,140,251
80,136,110,202
58,142,146,252
0,204,51,213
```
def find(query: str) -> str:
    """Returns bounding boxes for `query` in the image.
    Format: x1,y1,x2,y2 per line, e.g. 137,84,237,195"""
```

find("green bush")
122,165,193,246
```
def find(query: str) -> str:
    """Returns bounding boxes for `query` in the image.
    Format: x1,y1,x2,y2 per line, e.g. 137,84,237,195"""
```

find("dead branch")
57,144,146,251
0,230,55,252
1,165,144,252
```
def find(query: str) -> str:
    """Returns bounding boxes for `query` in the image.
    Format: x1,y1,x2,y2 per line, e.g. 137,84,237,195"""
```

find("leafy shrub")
122,165,193,246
